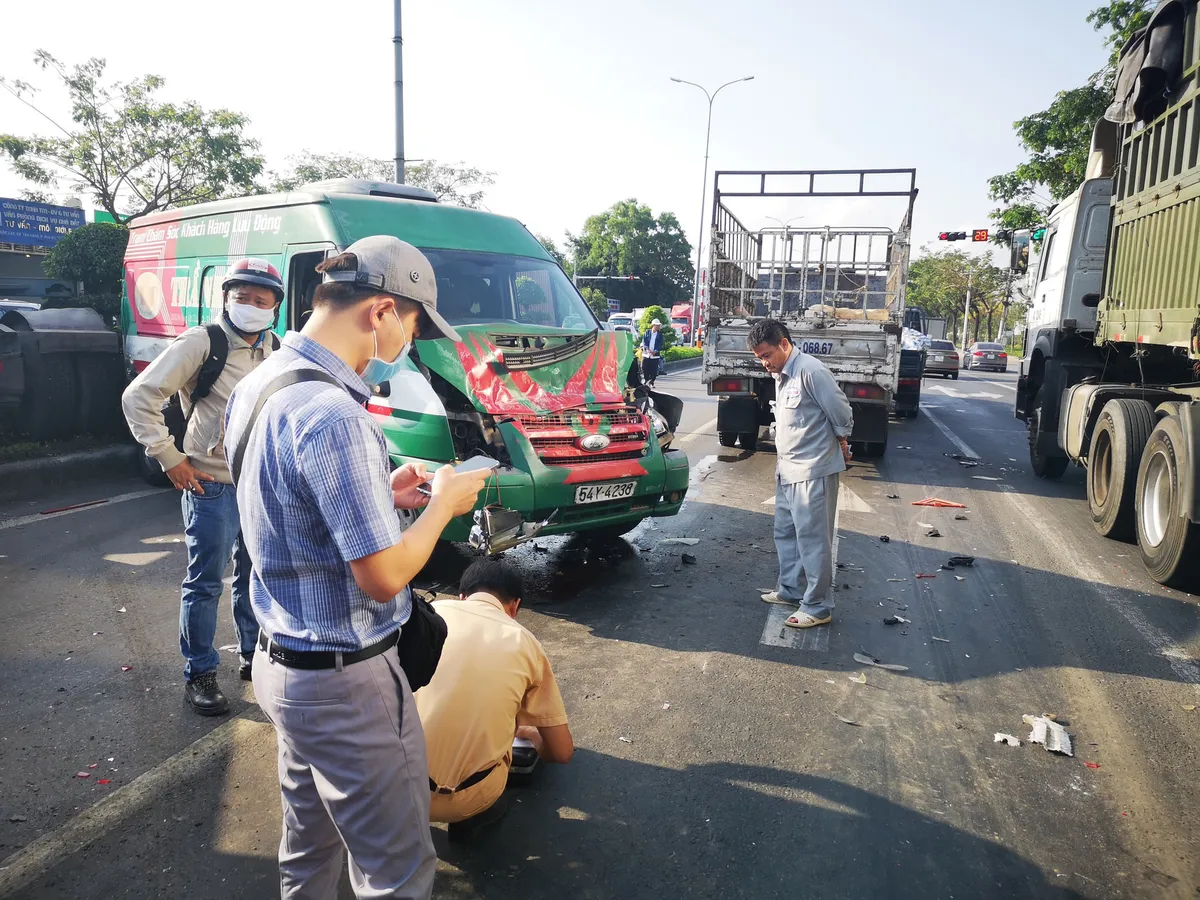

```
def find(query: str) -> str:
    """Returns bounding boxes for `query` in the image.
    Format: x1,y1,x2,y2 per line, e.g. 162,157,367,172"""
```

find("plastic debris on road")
662,703,670,710
916,573,937,579
1085,762,1101,769
120,665,132,672
117,607,126,614
883,615,910,626
879,535,890,543
954,514,969,521
887,578,905,582
659,538,699,546
853,651,909,672
994,733,1022,747
948,556,976,567
75,771,91,778
651,584,668,588
1024,714,1074,756
682,553,697,565
97,779,112,784
886,493,900,499
912,498,967,508
834,713,864,726
618,736,633,743
955,576,966,582
932,636,951,643
848,673,867,684
1184,705,1197,711
926,528,942,538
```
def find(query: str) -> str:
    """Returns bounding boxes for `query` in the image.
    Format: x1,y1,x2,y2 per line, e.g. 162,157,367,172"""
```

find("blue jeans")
180,481,259,680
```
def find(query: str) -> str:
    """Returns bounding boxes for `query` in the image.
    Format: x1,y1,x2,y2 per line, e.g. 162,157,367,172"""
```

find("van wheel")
1135,414,1200,588
718,432,739,448
1028,389,1067,479
738,431,758,452
1088,399,1154,540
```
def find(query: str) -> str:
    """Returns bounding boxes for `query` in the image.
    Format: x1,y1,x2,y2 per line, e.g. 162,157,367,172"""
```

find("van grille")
514,407,650,466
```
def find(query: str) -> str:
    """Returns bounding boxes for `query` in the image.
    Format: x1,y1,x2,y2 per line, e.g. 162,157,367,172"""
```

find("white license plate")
987,353,995,359
574,481,636,504
933,354,944,361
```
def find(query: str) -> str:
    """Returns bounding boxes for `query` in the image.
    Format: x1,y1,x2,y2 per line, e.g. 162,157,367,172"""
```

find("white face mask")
227,302,276,333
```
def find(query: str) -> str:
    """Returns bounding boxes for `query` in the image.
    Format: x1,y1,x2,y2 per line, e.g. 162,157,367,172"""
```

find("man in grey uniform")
749,319,853,628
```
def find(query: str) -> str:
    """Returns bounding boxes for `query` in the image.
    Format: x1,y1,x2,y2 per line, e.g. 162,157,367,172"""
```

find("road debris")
1183,705,1197,711
1024,714,1074,756
879,535,890,543
75,771,91,778
618,736,633,743
96,779,112,784
883,615,910,626
834,713,864,726
650,584,668,589
948,555,976,567
887,577,905,582
931,636,951,643
120,665,133,672
945,452,981,463
853,651,909,672
117,607,126,614
994,733,1022,747
681,553,697,565
926,528,942,538
954,514,969,521
886,493,900,499
662,703,671,710
659,538,699,546
915,573,937,579
955,576,966,582
1085,762,1101,769
912,498,967,508
848,673,867,684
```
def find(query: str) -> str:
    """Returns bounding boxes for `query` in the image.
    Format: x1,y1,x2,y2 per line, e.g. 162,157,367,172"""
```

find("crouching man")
416,559,573,841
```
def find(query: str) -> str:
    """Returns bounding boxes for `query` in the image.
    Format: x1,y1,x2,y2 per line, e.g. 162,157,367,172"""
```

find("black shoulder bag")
230,368,447,691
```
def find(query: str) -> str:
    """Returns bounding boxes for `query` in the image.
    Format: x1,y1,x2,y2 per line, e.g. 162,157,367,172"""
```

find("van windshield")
421,249,597,330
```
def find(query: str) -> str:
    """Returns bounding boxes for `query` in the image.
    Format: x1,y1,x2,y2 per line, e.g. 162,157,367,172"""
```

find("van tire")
1088,399,1154,540
718,432,739,448
1135,414,1200,589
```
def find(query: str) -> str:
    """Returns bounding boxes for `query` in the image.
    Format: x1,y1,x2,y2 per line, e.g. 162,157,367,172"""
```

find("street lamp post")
393,0,405,183
671,75,754,345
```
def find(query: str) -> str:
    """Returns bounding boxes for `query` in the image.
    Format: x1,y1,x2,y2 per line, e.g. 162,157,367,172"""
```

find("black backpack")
163,323,279,451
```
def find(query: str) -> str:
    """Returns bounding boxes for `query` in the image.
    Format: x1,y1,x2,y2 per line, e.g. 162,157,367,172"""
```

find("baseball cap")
321,235,461,342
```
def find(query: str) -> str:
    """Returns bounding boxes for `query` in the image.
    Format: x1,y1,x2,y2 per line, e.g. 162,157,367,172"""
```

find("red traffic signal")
938,231,968,241
973,229,989,242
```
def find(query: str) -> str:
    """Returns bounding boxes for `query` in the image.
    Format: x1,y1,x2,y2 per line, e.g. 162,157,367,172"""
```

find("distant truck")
670,303,693,344
1017,0,1200,587
701,168,918,453
925,316,948,341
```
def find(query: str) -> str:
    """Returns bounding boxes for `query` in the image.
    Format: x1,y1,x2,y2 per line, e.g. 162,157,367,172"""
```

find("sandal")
784,611,832,628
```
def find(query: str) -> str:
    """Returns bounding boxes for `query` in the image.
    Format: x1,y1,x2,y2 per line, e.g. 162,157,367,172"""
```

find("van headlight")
649,408,673,448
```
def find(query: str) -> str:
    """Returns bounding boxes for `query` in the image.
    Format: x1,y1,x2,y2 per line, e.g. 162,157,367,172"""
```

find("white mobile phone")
454,456,501,474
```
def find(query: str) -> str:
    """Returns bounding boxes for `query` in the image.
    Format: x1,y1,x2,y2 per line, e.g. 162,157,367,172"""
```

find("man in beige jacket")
122,258,282,716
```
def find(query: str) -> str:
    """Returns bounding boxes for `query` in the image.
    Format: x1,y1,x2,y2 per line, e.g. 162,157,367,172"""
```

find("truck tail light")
709,377,749,394
898,378,920,387
845,383,885,401
999,352,1008,358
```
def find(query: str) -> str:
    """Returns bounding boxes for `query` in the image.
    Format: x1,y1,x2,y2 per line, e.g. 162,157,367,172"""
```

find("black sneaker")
239,653,254,681
447,795,509,844
184,671,230,717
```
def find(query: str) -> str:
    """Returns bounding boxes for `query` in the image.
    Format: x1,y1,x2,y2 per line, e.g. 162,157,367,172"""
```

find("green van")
122,179,690,550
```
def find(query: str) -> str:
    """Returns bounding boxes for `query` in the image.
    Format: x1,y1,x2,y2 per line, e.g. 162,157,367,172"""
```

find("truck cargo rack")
707,169,917,324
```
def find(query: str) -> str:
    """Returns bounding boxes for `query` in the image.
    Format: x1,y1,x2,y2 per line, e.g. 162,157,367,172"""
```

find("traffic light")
972,229,989,242
1032,227,1047,240
994,229,1013,242
938,231,968,241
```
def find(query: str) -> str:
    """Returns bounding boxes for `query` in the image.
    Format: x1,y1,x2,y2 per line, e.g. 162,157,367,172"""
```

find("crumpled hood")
417,324,635,417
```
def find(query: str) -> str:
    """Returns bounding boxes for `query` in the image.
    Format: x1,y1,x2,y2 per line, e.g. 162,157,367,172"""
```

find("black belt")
258,630,399,670
430,764,499,796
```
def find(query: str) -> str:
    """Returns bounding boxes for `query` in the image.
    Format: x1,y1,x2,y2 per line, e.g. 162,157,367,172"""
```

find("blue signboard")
0,198,86,248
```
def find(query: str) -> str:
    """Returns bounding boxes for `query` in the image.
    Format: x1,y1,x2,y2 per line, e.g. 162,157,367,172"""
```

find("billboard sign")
0,198,87,248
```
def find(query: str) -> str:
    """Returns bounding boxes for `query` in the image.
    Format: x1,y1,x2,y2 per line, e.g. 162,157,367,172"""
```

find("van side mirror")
1081,292,1100,308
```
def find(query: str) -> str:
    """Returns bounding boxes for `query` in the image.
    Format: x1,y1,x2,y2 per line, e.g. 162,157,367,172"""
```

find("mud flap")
1179,402,1200,523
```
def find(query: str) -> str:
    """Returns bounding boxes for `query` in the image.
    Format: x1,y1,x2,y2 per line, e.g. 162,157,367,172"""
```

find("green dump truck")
122,178,689,552
1017,0,1200,587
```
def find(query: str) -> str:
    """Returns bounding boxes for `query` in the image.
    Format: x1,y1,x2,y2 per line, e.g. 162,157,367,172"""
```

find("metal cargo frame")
706,169,918,324
1102,1,1200,350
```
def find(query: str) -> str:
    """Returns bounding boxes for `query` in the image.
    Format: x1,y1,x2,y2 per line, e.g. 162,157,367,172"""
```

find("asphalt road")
1,363,1198,900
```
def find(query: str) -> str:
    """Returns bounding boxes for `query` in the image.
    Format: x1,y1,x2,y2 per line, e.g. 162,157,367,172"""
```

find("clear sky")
1,0,1109,262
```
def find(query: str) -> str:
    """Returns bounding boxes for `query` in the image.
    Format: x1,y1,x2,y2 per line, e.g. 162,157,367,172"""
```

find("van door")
284,243,336,331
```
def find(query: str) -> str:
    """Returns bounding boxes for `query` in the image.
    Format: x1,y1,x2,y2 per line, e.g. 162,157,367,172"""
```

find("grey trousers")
773,472,840,616
253,644,437,900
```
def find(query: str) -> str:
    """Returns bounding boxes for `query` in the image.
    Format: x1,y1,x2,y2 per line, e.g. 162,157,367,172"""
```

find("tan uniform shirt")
417,593,568,791
121,319,274,484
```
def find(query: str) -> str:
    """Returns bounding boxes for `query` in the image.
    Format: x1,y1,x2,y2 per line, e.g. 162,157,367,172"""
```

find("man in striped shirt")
226,236,488,898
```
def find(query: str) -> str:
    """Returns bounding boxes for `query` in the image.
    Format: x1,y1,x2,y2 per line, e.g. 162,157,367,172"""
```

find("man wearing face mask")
122,257,282,717
224,236,489,899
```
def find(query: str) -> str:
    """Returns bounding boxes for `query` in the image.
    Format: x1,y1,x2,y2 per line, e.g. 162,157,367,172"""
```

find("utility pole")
393,0,405,183
960,271,973,350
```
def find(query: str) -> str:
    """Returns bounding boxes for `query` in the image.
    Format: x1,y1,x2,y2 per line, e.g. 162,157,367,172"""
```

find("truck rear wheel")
1135,414,1200,588
1088,399,1155,540
738,431,759,452
1028,389,1068,479
718,432,738,448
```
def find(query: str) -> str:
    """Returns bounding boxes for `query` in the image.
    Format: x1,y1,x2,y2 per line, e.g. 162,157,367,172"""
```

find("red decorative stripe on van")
561,459,650,484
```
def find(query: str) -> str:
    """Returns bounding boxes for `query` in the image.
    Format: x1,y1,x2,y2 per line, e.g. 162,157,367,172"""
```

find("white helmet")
651,319,662,327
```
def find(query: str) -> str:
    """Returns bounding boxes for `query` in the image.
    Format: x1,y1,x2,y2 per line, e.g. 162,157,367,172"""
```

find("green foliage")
579,285,609,318
42,222,128,293
663,346,702,362
534,233,567,268
268,151,495,208
0,51,264,223
637,305,679,350
570,199,693,309
988,2,1152,236
907,249,1009,343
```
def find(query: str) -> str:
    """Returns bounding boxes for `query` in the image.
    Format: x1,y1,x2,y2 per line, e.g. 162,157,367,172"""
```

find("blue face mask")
360,310,411,389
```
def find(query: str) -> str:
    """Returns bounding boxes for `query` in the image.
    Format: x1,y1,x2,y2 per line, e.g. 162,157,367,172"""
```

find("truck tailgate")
704,323,898,381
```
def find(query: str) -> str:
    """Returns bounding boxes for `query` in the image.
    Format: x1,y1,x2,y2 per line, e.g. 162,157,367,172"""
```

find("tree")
42,222,128,293
535,233,568,269
988,2,1152,237
269,151,495,208
0,51,264,224
569,199,693,310
907,249,1008,344
637,305,679,350
580,286,609,319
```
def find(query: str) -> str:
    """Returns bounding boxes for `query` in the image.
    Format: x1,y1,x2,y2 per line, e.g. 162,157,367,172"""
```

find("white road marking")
923,409,1200,689
759,486,842,650
0,488,168,532
839,486,874,514
922,407,981,460
678,416,718,445
0,715,270,894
